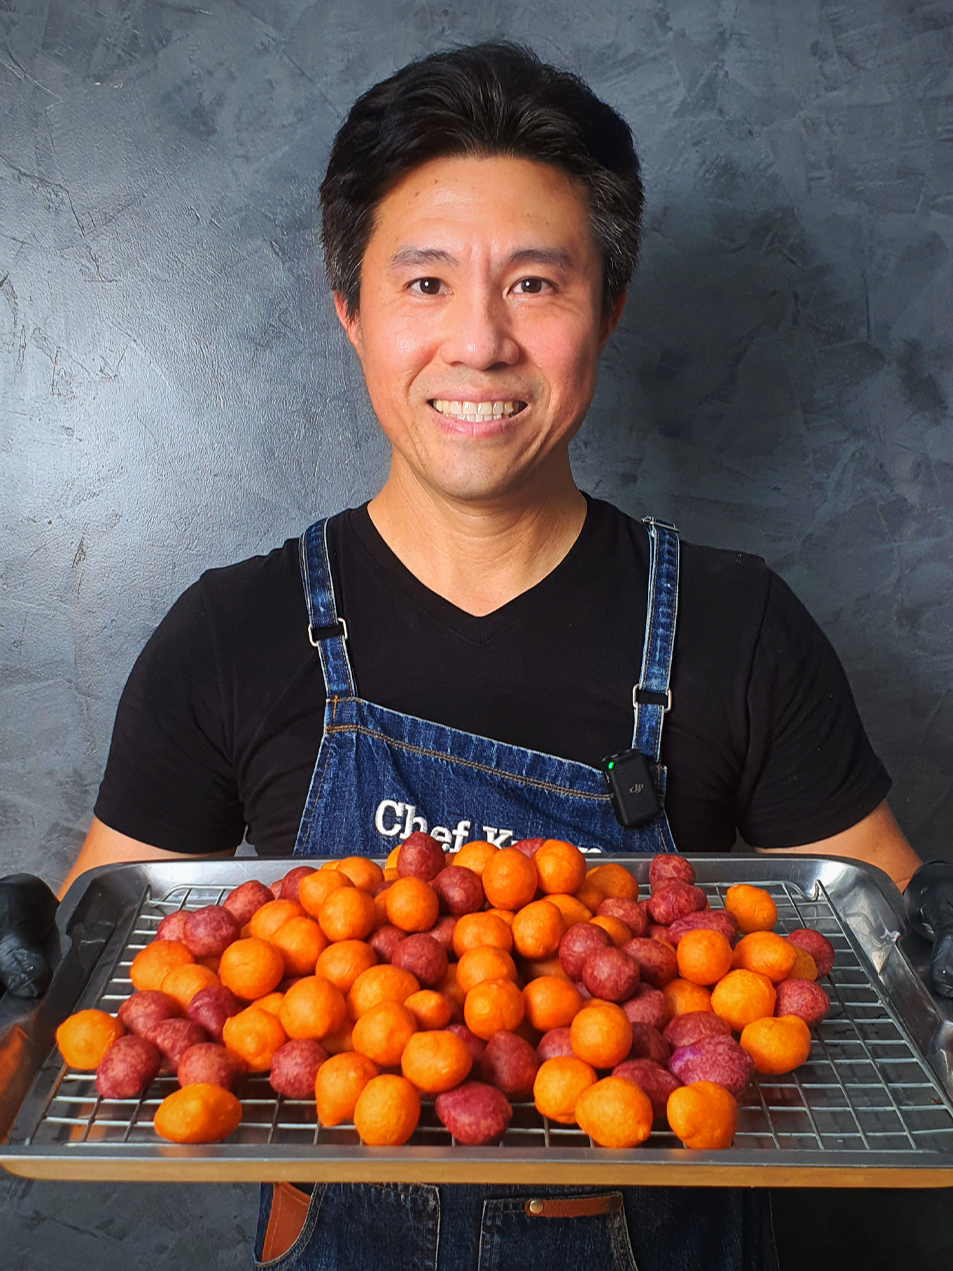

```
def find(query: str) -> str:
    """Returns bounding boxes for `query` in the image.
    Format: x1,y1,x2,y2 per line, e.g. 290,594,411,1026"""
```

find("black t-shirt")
94,497,890,856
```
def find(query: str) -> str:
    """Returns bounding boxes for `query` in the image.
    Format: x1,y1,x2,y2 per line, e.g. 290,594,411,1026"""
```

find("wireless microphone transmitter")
602,749,661,828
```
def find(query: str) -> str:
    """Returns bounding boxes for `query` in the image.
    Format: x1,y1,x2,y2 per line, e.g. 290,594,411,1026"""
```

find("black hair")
320,41,644,319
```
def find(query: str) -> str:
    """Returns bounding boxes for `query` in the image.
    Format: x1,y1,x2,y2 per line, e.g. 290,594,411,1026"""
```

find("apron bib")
292,516,679,860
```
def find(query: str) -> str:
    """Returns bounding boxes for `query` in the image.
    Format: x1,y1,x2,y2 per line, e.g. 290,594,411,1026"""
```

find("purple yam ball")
581,946,640,1003
434,1081,513,1145
558,922,612,981
96,1035,162,1099
612,1057,681,1122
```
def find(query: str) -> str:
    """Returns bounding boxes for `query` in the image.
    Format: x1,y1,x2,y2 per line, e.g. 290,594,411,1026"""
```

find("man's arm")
753,800,920,892
58,816,237,900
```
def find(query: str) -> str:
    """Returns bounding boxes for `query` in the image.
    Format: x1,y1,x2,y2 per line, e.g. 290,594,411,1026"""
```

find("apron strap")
299,519,356,697
632,517,679,763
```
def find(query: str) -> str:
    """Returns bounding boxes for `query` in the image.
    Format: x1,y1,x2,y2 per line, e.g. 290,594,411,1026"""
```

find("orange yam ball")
400,1029,473,1094
351,1000,418,1067
589,915,631,947
576,1076,653,1148
481,848,539,911
586,863,639,901
268,916,329,977
518,954,570,982
248,898,306,942
486,908,516,927
320,1020,355,1055
787,946,818,982
222,1005,287,1071
569,1001,633,1069
278,975,347,1040
452,911,513,957
314,939,378,995
667,1081,738,1149
436,964,466,1020
463,978,525,1041
522,976,583,1033
724,884,778,934
739,1015,812,1074
676,929,734,986
55,1009,124,1070
353,1073,420,1145
574,881,608,913
334,856,385,892
315,1050,378,1125
710,969,777,1032
298,869,353,919
130,940,194,993
547,893,593,925
511,899,567,960
218,937,284,1001
452,840,499,876
159,962,220,1011
403,989,454,1031
533,1055,597,1124
384,877,440,933
372,887,391,928
456,946,518,994
317,887,376,942
346,964,420,1019
533,840,587,896
153,1082,242,1144
662,978,712,1018
731,932,797,983
255,991,285,1017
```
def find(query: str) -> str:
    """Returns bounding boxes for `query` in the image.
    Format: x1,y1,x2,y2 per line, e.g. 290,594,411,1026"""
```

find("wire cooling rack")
4,858,953,1184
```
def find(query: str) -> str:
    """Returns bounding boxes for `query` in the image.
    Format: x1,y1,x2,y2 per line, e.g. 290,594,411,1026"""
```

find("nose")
438,289,520,370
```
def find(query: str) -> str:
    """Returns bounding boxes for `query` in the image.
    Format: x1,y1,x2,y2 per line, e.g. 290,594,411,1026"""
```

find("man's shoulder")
191,508,357,612
194,534,300,608
679,536,771,596
587,496,770,595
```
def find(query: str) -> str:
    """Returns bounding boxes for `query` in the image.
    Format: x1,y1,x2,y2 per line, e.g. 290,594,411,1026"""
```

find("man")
2,40,950,1271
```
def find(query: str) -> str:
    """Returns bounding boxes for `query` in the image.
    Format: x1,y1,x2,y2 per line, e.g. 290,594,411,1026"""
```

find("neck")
367,465,587,617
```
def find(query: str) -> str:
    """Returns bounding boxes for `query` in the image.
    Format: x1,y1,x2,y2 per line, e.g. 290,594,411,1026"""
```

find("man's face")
335,154,621,506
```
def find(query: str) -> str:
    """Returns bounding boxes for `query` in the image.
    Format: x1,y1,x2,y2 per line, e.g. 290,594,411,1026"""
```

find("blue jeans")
253,1182,778,1271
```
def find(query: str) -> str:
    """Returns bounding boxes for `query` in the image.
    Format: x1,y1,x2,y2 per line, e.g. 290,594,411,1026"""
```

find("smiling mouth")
430,399,527,422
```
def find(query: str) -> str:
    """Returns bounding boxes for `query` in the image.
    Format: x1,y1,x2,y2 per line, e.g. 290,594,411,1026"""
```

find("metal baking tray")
2,855,952,1186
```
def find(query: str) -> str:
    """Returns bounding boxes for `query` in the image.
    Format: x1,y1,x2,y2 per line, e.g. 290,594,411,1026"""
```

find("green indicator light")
607,761,615,770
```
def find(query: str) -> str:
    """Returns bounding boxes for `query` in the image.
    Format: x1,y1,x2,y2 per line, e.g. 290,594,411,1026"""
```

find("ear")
333,292,363,358
599,291,627,350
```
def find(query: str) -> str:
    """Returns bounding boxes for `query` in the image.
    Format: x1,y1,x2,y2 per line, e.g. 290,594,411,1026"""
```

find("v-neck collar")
345,496,598,645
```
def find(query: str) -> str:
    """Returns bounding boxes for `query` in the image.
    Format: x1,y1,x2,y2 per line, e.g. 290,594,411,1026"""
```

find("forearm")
753,801,921,891
58,816,236,900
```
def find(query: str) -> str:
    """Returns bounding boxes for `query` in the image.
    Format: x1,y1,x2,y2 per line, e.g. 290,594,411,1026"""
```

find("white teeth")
431,399,525,421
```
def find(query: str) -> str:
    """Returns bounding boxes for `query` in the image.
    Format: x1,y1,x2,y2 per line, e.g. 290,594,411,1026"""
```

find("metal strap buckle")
308,617,349,648
632,685,672,711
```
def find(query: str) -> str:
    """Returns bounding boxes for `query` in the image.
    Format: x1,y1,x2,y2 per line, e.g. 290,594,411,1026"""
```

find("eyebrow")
388,246,576,272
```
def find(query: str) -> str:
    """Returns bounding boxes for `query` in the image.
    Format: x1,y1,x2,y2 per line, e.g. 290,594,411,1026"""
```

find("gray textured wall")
2,2,952,1267
3,1,953,885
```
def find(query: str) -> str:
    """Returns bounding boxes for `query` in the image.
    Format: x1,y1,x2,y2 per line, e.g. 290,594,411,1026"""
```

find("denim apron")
253,516,778,1271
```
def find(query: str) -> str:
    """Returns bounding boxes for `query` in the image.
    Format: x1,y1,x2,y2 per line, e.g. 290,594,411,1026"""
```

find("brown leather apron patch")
524,1193,623,1218
261,1182,312,1262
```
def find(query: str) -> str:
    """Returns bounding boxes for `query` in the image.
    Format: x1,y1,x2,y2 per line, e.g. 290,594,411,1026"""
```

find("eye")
513,277,550,295
409,277,446,296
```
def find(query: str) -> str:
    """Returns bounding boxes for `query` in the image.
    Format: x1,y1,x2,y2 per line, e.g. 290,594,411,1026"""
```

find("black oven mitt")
904,860,953,998
0,874,60,998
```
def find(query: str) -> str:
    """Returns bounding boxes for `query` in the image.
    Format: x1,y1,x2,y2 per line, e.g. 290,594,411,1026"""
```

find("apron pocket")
477,1191,638,1271
253,1182,440,1271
